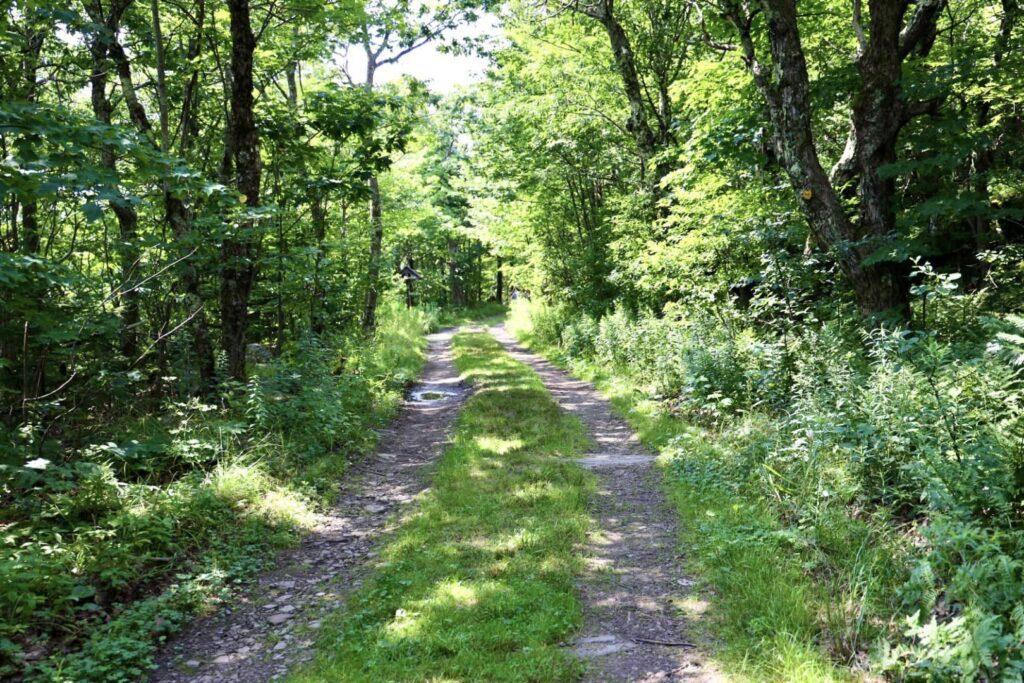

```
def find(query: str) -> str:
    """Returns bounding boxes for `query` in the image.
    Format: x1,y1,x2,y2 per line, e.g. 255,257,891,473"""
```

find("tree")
83,0,143,358
341,0,490,330
716,0,947,319
221,0,262,380
561,0,691,191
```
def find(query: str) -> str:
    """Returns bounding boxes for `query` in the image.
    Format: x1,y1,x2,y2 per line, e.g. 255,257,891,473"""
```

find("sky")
334,13,501,95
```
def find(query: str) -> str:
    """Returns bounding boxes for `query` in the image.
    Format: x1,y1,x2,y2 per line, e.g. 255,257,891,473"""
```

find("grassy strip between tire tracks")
290,331,594,682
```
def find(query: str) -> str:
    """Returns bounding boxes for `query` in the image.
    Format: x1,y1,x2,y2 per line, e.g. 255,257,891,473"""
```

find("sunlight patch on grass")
474,435,522,454
289,332,594,683
212,461,315,529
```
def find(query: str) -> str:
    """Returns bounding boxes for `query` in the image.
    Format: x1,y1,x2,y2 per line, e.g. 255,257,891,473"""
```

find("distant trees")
348,0,492,331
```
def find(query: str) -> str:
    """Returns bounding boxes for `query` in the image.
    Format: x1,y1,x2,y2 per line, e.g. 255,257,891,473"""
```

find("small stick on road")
631,637,695,647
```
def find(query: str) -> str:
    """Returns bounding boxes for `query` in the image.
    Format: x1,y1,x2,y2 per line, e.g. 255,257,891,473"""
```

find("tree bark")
447,238,465,307
222,0,262,380
19,27,45,255
310,195,328,334
361,173,384,330
360,51,385,332
724,0,946,319
495,254,503,304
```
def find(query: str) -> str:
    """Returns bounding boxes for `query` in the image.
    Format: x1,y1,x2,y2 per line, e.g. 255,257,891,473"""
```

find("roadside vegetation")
510,296,1024,680
290,331,592,683
2,304,432,681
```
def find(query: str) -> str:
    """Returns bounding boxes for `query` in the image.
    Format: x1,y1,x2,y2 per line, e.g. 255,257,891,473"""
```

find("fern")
993,314,1024,367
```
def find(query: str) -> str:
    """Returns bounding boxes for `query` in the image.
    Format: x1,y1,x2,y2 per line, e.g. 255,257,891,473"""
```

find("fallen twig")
631,637,694,648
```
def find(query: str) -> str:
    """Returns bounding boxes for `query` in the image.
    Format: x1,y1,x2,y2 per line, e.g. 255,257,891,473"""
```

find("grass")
435,301,509,328
507,304,854,682
290,331,594,683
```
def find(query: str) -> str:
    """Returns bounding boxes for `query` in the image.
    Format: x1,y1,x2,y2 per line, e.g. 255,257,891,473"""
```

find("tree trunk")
495,254,503,304
86,0,141,358
19,28,45,255
360,53,384,333
447,238,464,307
361,174,384,331
160,0,214,390
222,0,261,380
310,195,328,334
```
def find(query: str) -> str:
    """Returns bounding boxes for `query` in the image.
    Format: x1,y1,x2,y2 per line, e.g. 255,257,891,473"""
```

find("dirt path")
151,329,468,683
490,326,722,683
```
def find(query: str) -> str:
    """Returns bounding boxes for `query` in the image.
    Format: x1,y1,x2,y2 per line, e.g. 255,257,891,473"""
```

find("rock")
213,654,234,665
267,613,293,625
185,660,201,668
279,604,296,613
363,503,387,514
276,580,296,589
274,641,288,651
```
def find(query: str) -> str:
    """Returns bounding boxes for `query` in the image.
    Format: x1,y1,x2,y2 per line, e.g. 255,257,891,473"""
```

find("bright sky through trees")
335,12,500,92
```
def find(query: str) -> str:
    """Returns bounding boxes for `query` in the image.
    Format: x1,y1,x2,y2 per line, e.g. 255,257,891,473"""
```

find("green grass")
290,331,593,683
507,306,854,682
435,301,509,328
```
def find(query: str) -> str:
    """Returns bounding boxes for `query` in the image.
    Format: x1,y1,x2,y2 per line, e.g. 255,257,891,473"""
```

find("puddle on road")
409,387,458,403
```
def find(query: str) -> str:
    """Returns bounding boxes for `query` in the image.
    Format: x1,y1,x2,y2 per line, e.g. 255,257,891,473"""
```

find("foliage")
0,303,431,680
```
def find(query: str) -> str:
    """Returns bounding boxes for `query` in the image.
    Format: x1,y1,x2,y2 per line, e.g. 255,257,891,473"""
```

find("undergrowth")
290,331,592,682
509,291,1024,682
0,302,434,681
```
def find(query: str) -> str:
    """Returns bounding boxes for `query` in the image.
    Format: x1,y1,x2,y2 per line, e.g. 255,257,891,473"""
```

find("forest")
2,0,1024,680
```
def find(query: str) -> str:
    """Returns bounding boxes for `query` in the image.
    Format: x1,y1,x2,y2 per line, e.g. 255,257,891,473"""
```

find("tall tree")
222,0,262,380
346,0,488,331
718,0,947,319
105,0,217,388
15,13,46,255
563,0,690,189
83,0,142,358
